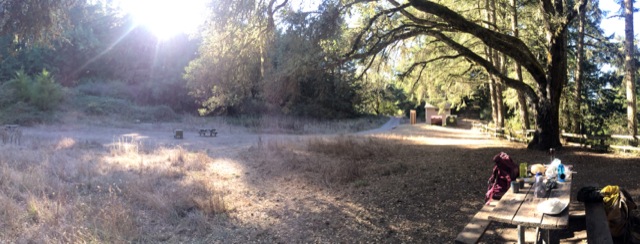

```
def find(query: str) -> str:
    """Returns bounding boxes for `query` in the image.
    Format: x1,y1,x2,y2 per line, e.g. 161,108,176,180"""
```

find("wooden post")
410,110,416,125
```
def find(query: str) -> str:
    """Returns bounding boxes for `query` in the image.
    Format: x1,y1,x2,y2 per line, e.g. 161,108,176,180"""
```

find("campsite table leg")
535,228,551,244
517,225,525,244
543,229,551,244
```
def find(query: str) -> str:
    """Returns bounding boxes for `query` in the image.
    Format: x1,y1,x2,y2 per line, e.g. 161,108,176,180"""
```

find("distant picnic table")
198,128,217,137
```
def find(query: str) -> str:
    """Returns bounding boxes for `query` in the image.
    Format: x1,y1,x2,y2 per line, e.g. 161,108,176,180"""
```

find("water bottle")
519,162,528,179
534,173,546,198
557,164,566,182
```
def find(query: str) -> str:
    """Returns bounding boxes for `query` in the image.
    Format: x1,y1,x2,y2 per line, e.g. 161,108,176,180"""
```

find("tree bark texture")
511,0,529,131
624,0,638,138
486,0,504,128
573,6,585,133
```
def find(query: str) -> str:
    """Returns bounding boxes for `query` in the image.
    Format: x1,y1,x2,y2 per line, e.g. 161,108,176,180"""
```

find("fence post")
410,110,416,125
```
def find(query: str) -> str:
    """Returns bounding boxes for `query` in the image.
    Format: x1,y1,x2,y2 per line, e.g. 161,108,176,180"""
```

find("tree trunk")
496,54,505,128
573,4,585,134
517,94,529,129
527,22,567,150
489,74,499,124
511,0,529,131
624,0,638,138
486,0,504,128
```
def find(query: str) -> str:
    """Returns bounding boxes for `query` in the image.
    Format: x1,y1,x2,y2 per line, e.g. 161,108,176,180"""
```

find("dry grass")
0,136,229,242
225,115,388,134
1,122,639,243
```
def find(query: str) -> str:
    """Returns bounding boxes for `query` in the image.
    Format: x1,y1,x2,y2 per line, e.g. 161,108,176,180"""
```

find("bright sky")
114,0,209,40
290,0,321,11
599,0,640,38
111,0,632,41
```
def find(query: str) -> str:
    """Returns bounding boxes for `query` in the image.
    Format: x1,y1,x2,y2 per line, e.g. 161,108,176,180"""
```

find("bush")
30,70,65,111
0,102,54,125
75,79,136,100
134,105,179,122
77,95,135,116
1,70,64,111
0,70,64,124
74,95,179,122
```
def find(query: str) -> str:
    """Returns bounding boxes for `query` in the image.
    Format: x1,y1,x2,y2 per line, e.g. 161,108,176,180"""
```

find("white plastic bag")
546,159,561,179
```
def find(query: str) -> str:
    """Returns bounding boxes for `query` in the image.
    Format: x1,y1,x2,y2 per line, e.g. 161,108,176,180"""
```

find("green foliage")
581,72,626,134
0,0,76,44
75,79,136,101
74,95,178,122
184,24,262,115
186,1,362,118
0,102,54,125
0,70,64,113
31,70,65,111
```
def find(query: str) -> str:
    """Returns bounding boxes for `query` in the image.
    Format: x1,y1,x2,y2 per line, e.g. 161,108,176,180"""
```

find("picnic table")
198,128,217,137
488,173,572,244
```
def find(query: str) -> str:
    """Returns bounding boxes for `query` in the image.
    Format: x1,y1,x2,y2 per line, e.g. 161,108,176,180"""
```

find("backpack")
485,152,519,204
600,185,638,242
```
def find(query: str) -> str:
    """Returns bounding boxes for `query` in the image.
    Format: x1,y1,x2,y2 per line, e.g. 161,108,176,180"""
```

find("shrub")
133,105,179,122
30,70,65,111
76,95,135,116
74,95,179,122
1,70,64,109
75,79,136,100
0,102,54,125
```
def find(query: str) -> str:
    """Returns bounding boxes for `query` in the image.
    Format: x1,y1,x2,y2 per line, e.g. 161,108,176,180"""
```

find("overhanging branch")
408,0,547,87
344,4,410,58
426,30,538,102
398,54,464,78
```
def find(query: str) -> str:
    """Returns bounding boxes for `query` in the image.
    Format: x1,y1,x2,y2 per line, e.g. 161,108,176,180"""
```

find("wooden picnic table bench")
198,128,217,137
455,201,498,243
585,200,614,244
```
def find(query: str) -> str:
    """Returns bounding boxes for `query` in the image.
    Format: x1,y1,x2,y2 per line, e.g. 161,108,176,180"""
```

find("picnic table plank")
539,181,571,229
488,185,530,224
489,178,572,228
511,185,547,227
454,201,498,244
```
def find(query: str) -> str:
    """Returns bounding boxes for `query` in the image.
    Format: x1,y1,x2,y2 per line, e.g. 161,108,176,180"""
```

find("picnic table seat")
455,201,498,244
585,201,614,244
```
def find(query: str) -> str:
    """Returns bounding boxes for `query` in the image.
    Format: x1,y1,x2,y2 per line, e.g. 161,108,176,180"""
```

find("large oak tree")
0,0,77,43
345,0,587,150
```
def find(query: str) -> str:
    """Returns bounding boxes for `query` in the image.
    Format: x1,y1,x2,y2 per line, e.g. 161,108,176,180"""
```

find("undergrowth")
225,115,388,134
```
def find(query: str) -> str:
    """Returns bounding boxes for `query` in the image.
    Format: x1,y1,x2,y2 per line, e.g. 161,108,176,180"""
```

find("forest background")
0,0,638,150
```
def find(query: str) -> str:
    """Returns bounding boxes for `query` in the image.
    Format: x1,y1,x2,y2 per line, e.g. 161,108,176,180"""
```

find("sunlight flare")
118,0,208,39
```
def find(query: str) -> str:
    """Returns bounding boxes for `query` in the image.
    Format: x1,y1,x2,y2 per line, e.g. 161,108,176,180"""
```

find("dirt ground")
9,118,640,243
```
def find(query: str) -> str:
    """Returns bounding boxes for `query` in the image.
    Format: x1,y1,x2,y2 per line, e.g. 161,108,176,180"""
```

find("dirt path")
356,116,401,134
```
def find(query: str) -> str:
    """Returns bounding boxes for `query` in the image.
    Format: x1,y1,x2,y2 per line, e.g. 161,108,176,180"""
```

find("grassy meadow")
1,118,638,243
